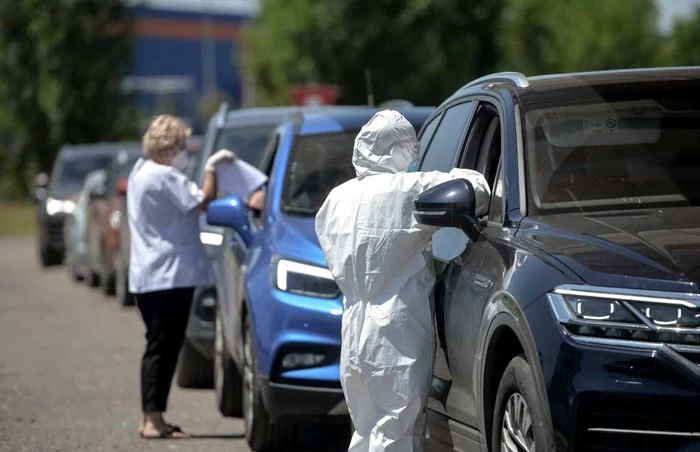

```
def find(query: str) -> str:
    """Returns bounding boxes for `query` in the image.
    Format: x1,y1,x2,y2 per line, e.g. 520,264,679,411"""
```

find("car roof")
59,142,141,158
446,66,700,106
218,105,367,128
298,107,435,136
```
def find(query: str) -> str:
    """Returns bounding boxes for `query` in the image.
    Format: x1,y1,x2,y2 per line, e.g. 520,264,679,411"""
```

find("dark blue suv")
412,67,700,452
207,107,433,450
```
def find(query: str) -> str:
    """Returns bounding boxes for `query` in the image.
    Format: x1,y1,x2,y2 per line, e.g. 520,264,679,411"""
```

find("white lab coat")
316,110,490,451
127,158,213,294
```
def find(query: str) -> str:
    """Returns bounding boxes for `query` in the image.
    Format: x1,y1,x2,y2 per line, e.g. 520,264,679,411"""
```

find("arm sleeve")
448,168,491,216
163,170,205,213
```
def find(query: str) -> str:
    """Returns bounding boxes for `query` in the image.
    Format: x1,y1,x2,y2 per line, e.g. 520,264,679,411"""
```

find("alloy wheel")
501,393,536,452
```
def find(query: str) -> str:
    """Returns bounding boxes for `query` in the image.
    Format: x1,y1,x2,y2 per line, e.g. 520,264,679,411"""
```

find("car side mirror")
207,196,252,247
117,178,128,196
413,178,481,241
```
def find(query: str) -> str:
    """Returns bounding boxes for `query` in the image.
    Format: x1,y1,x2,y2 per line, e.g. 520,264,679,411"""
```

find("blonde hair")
142,115,192,160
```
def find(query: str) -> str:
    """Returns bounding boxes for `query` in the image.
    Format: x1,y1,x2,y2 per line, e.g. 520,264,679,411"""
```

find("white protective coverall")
315,110,490,451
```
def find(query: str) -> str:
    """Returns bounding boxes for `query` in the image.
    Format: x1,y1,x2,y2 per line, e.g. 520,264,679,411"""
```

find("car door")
425,101,509,449
221,129,282,364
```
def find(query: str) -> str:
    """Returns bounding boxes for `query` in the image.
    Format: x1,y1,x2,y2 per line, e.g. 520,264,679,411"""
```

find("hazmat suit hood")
352,110,418,179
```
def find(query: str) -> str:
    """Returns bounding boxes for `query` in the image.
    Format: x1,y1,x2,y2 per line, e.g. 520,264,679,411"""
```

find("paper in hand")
216,159,268,199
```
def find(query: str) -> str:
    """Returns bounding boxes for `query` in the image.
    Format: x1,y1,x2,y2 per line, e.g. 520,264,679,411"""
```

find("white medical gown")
316,110,490,451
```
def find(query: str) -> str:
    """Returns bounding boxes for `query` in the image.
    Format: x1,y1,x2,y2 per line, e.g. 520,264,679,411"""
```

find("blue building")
123,0,259,132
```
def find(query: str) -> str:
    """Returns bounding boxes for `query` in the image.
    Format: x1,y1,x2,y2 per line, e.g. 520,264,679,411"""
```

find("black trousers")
136,287,194,413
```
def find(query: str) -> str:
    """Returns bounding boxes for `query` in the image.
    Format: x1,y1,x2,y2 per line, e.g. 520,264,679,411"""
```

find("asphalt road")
0,238,348,452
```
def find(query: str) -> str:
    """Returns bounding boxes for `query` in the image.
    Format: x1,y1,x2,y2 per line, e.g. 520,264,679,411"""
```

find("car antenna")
365,68,375,108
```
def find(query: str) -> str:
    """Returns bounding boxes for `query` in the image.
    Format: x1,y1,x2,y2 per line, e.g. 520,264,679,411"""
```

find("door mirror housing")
207,196,252,246
117,178,128,196
413,178,481,241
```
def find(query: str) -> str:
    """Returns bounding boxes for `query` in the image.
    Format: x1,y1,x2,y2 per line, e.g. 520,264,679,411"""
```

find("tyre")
215,310,243,417
115,259,134,307
491,355,548,452
100,267,116,296
242,316,296,451
39,243,62,267
177,339,214,389
87,269,100,288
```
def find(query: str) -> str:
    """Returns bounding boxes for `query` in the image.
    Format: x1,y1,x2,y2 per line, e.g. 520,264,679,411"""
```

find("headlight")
274,258,339,298
63,200,75,215
548,285,700,345
46,198,75,216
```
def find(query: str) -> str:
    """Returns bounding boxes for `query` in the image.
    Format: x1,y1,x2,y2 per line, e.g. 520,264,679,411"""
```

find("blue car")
207,107,433,450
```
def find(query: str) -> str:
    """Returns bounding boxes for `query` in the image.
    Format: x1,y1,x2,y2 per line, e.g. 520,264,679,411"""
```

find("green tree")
497,0,662,75
245,0,505,106
0,0,133,195
665,8,700,66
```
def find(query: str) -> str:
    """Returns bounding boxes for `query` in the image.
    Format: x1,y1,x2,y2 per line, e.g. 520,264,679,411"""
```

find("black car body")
413,68,700,452
37,144,119,267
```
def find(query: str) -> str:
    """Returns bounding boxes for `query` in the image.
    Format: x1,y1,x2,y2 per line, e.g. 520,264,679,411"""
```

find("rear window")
51,154,111,198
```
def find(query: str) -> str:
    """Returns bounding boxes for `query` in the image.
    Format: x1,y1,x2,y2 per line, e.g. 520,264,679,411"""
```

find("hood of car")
520,207,700,292
271,214,327,269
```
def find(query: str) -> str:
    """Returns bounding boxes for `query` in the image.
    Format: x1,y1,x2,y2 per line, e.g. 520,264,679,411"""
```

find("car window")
420,102,475,172
417,114,442,161
488,159,505,224
260,133,280,177
51,154,111,198
195,124,276,185
282,132,357,216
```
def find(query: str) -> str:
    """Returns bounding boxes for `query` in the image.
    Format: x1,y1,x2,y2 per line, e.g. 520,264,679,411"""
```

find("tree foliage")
246,0,700,108
498,0,662,75
245,0,505,106
0,0,133,191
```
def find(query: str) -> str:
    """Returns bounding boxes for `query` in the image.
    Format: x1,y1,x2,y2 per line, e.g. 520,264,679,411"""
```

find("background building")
123,0,259,132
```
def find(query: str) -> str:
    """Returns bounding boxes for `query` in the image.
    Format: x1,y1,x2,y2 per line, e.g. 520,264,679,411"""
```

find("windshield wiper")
281,205,318,216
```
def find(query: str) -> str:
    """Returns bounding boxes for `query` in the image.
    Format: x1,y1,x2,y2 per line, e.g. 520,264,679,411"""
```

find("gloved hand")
205,149,237,172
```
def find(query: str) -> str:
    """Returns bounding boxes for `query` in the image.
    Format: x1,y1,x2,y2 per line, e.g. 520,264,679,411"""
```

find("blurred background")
1,0,700,231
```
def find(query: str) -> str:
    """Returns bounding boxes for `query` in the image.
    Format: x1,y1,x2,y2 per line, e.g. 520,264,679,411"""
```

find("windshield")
51,154,111,198
523,83,700,215
282,132,357,215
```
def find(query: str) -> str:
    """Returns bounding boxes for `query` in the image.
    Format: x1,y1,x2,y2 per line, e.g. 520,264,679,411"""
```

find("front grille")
577,395,700,452
48,222,64,244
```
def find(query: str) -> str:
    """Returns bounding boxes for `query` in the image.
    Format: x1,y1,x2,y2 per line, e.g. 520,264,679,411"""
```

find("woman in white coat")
128,115,234,439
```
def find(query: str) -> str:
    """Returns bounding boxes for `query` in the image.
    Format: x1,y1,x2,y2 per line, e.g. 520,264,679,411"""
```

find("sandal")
139,425,187,439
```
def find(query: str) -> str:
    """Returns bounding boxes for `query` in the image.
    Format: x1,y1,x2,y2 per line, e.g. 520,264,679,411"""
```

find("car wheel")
115,259,134,307
100,266,116,296
39,243,61,267
243,316,296,451
215,309,242,417
177,339,214,389
87,268,100,288
491,355,548,452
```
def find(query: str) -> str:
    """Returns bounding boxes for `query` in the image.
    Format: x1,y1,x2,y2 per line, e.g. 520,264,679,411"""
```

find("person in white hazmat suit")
315,110,490,452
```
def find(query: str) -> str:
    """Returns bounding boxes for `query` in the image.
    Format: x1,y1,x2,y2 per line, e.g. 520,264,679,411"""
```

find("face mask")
171,151,189,172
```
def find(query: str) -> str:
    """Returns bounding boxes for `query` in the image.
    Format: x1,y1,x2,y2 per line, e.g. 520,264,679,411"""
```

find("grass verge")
0,202,36,237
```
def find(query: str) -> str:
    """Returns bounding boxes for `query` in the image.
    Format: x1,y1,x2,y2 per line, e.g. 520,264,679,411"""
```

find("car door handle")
473,275,492,289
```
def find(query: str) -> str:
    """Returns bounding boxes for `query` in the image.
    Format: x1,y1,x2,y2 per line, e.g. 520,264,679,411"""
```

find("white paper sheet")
216,159,268,199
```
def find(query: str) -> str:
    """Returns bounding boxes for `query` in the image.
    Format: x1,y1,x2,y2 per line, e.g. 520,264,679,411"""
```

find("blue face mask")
408,158,420,173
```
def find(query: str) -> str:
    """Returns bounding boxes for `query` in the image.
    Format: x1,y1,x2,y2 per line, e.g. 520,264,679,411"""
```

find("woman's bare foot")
139,412,188,439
